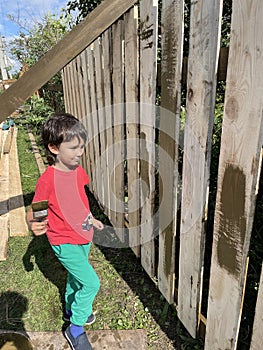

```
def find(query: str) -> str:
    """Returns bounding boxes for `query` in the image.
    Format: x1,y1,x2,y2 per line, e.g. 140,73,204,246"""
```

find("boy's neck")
52,164,78,172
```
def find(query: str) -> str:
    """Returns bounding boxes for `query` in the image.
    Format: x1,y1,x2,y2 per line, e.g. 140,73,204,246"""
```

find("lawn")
0,125,204,349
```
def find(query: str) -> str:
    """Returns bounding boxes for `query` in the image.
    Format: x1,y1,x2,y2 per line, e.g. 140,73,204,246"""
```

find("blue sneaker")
63,312,96,326
64,325,93,350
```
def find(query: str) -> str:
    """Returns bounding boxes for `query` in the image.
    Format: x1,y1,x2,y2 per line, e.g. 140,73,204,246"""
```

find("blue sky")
0,0,69,38
0,0,70,73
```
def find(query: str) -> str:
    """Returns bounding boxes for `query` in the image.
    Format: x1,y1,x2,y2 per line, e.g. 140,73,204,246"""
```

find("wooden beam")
0,0,137,121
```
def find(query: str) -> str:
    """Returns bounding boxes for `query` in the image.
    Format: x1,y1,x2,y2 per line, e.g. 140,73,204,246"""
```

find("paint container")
0,332,33,350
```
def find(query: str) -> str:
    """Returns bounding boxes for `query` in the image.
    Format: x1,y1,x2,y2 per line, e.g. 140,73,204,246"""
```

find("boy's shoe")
85,313,96,326
64,326,93,350
63,312,96,326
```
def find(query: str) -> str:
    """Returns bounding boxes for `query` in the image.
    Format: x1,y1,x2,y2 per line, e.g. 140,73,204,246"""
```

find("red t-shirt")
32,165,94,245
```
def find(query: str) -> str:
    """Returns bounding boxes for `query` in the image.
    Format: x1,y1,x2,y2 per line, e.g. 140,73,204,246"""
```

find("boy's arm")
26,207,48,236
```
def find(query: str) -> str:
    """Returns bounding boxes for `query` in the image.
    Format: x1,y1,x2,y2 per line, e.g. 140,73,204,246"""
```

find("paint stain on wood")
225,97,239,120
217,164,246,277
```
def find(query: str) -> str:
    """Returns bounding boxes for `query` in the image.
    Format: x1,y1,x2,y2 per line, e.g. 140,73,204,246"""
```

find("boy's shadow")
22,235,67,312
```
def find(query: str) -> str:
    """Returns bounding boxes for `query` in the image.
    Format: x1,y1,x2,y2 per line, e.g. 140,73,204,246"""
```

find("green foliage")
9,13,70,112
23,96,54,135
66,0,103,23
9,13,71,67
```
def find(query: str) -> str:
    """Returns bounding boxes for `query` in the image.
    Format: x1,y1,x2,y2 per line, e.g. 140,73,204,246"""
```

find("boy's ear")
48,144,59,155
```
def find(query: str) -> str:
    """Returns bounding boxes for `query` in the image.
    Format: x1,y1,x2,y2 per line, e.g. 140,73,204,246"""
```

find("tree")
9,13,72,112
66,0,102,23
10,13,71,67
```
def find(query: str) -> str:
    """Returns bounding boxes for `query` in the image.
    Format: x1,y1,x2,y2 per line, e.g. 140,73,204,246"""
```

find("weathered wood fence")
0,0,262,348
61,1,263,349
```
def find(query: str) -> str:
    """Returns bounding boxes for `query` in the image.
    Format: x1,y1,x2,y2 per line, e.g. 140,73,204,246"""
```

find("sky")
0,0,69,37
0,0,70,73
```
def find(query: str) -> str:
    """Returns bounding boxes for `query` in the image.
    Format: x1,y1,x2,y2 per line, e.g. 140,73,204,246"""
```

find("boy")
26,113,103,350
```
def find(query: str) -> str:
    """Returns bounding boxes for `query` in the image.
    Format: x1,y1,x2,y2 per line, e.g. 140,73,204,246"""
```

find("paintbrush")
32,200,48,221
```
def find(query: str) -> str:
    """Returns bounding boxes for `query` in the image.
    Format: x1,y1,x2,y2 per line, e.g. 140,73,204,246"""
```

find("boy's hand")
28,219,48,236
26,207,47,236
93,218,104,231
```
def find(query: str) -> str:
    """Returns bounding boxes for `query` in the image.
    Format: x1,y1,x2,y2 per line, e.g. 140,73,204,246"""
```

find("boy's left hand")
93,218,104,230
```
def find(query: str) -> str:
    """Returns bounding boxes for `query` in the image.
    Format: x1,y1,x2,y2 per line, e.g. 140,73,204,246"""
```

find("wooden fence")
61,1,263,349
0,0,262,348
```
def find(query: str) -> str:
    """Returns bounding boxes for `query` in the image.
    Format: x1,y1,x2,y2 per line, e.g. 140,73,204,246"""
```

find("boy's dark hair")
42,113,88,165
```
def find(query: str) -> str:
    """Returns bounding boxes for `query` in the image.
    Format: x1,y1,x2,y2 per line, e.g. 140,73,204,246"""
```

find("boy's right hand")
26,207,47,236
29,219,48,236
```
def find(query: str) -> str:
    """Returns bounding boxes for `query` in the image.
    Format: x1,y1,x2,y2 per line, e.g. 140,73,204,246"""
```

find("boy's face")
48,137,85,171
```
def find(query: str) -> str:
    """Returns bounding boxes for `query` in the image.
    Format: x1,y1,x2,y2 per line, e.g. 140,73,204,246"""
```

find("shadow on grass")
0,291,28,332
22,235,67,312
88,192,197,350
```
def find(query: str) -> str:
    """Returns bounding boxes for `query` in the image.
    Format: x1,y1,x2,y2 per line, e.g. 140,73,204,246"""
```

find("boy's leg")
65,272,77,313
52,243,100,326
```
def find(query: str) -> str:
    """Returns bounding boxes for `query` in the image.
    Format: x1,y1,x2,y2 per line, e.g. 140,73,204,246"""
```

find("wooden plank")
178,0,223,337
0,0,138,121
0,131,9,260
0,125,4,157
112,20,125,241
139,0,158,278
70,59,79,117
64,63,74,115
79,49,94,188
3,127,14,154
94,38,106,208
61,67,69,113
9,127,28,236
87,45,99,196
205,0,263,348
250,263,263,349
66,64,74,115
101,29,114,221
27,131,46,175
158,0,184,304
76,54,88,171
124,6,140,256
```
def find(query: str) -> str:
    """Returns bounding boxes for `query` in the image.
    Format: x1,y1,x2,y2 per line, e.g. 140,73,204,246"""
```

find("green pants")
52,243,100,326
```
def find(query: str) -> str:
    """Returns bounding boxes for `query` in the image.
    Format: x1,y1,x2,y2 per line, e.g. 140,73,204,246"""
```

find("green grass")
1,124,203,349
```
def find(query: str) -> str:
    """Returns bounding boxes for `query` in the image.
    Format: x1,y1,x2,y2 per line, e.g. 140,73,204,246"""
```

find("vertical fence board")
205,0,263,348
67,63,75,115
102,29,113,220
61,67,70,113
70,60,79,117
158,0,184,304
76,54,88,171
64,64,73,114
124,6,140,256
139,0,158,278
82,48,95,191
250,264,263,349
112,20,125,240
94,38,106,208
93,38,105,204
87,45,100,196
74,57,82,118
178,0,223,337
